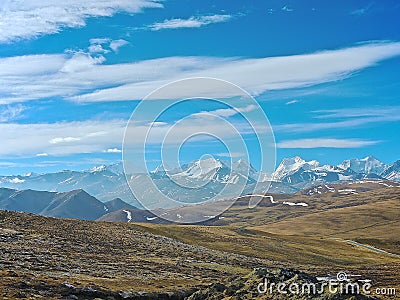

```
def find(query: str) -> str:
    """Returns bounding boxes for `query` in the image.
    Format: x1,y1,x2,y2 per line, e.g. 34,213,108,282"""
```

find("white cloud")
195,104,257,118
0,104,26,122
277,138,380,148
350,3,373,16
1,42,400,104
105,148,122,153
313,106,400,119
89,38,110,45
70,42,400,102
281,5,294,12
88,38,128,53
0,0,163,42
0,117,256,157
109,39,129,52
285,100,299,105
149,14,232,31
0,120,126,156
275,106,400,133
88,44,110,54
49,137,82,144
216,152,245,158
60,52,106,73
36,153,49,157
0,54,65,76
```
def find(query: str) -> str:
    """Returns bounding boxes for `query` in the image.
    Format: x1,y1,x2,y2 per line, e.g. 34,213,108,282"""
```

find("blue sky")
0,0,399,175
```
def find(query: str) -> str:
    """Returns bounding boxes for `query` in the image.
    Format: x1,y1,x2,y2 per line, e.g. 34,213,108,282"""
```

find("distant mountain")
0,188,134,220
272,157,348,184
0,188,57,214
381,160,400,181
0,166,141,207
90,162,125,175
231,159,260,181
272,156,320,181
169,157,254,185
338,155,387,175
270,156,394,185
40,189,107,220
103,198,137,213
0,156,399,211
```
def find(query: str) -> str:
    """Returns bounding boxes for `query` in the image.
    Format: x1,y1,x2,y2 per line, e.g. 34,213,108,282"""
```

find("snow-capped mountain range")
270,155,392,184
0,156,398,208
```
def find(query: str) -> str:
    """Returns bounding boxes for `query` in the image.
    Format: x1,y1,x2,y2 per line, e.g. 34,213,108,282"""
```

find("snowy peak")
339,156,387,174
182,157,223,178
272,156,320,181
231,159,259,180
89,162,124,175
151,163,170,174
104,162,124,175
24,172,39,178
380,160,400,181
90,165,107,173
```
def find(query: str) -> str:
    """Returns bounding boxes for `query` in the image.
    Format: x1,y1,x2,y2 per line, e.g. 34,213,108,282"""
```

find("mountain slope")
40,189,107,220
0,209,396,299
103,197,136,213
0,188,57,214
0,188,134,221
381,160,400,181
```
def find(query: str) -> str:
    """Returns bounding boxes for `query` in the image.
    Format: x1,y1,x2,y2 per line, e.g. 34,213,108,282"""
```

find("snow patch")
90,165,107,173
9,178,25,184
282,201,308,207
122,210,132,222
58,177,74,185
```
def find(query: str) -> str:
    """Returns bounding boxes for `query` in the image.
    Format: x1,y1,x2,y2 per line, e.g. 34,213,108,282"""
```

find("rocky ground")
0,210,392,299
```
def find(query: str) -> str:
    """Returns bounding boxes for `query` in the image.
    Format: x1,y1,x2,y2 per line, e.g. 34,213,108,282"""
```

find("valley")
0,180,399,299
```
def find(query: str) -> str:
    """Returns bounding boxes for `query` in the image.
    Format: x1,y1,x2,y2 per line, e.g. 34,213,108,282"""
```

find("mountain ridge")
0,188,134,220
0,156,399,209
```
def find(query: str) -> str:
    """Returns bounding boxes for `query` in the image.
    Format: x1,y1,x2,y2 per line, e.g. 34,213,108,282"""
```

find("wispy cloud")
148,14,232,31
313,106,400,119
109,39,129,52
275,106,400,133
1,42,400,104
350,3,374,16
277,138,380,148
60,51,106,73
0,1,162,43
105,148,122,153
285,99,299,105
88,38,129,54
0,104,26,122
70,42,400,102
0,116,258,157
36,153,49,157
281,5,294,12
88,38,111,54
194,104,257,118
216,152,245,158
0,120,126,157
